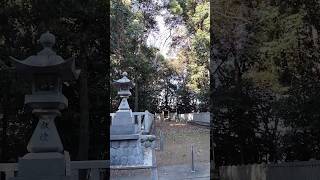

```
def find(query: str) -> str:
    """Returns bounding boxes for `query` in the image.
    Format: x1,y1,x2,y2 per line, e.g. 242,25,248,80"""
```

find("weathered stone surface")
145,141,151,148
18,157,65,176
112,110,134,126
110,72,154,167
110,139,144,166
110,134,139,140
121,156,128,165
111,141,120,148
121,141,129,148
129,141,137,147
27,113,63,153
110,124,136,135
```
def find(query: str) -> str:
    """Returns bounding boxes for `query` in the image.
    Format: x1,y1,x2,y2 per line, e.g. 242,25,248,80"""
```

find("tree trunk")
134,81,139,112
1,103,7,163
1,81,9,163
240,144,244,164
77,54,90,161
165,80,169,110
311,25,319,48
77,52,90,180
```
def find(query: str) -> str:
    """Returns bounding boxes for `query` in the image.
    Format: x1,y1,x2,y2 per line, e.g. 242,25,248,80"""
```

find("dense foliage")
167,0,210,112
0,0,108,162
212,0,320,166
110,0,210,113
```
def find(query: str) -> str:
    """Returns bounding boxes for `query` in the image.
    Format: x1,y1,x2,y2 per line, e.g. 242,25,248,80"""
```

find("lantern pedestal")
11,109,70,180
12,152,70,180
111,98,138,134
27,109,63,153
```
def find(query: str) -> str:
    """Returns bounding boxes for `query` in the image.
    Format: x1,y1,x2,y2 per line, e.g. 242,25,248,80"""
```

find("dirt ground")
155,119,210,166
110,119,210,178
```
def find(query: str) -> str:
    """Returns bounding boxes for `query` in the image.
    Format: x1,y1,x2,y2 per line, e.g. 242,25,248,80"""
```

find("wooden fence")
0,160,108,180
220,160,320,180
267,160,320,180
220,164,266,180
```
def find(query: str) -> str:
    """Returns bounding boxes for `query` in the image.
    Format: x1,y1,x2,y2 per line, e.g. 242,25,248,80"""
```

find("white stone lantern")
110,72,145,166
111,72,137,135
113,72,134,111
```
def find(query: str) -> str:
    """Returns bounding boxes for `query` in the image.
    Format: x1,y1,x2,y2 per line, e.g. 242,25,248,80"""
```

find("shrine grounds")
155,120,210,166
110,119,210,180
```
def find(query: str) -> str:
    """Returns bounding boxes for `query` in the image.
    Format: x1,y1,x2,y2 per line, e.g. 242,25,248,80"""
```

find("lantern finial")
39,31,55,48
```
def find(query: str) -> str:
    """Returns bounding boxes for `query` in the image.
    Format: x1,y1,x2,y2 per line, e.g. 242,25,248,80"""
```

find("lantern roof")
113,72,134,87
10,31,80,80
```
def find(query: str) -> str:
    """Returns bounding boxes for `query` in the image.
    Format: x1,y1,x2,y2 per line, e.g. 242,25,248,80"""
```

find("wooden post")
160,131,164,151
138,115,142,132
71,169,79,180
143,112,147,131
151,150,158,180
89,169,100,180
191,145,195,172
5,171,14,180
65,151,71,176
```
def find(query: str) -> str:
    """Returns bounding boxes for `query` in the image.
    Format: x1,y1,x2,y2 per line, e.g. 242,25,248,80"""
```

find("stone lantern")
110,72,145,166
111,72,137,134
113,71,133,110
10,31,80,180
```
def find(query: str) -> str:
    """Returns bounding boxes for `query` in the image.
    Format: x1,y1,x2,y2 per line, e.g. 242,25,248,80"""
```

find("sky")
146,10,174,59
146,8,188,60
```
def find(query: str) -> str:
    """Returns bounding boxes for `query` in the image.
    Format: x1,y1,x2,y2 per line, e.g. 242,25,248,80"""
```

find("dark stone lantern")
11,31,80,111
10,31,80,180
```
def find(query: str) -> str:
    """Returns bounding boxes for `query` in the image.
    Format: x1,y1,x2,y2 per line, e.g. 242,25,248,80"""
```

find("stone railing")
110,110,154,134
0,160,109,180
0,163,17,180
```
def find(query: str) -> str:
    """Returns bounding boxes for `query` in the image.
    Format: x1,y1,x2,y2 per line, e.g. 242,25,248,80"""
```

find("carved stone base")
110,138,144,166
28,109,63,153
11,152,70,180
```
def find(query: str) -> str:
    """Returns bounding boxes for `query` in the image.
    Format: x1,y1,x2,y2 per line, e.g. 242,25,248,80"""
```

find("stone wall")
177,112,210,123
178,113,193,121
110,139,144,166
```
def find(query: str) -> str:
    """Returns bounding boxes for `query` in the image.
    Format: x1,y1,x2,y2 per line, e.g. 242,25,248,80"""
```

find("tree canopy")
212,0,320,166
